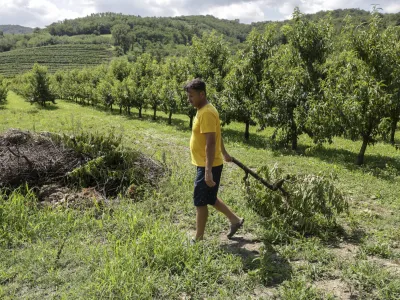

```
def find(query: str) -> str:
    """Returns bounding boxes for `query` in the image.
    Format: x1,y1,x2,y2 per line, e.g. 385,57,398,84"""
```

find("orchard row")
4,9,400,165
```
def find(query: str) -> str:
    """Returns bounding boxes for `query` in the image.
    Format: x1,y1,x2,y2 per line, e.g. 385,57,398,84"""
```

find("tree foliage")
261,9,333,150
224,26,279,140
132,53,156,118
189,31,230,93
0,75,8,104
18,63,56,106
347,11,400,144
313,51,390,165
307,9,399,164
111,24,134,54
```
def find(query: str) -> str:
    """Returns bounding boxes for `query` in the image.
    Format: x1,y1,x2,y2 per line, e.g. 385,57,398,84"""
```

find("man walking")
185,78,244,242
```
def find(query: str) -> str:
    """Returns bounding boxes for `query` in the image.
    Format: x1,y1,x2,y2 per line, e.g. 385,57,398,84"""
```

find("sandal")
227,218,244,239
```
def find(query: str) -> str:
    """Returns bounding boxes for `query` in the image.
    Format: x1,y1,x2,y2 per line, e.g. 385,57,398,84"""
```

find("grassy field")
1,91,400,299
0,45,114,77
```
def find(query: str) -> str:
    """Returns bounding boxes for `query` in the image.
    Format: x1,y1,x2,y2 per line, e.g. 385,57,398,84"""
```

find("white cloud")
203,1,266,23
0,0,96,27
278,0,361,18
279,2,296,17
385,2,400,13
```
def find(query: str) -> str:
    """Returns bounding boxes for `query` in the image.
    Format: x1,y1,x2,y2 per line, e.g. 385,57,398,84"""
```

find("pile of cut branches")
0,129,164,201
233,158,349,240
0,129,83,188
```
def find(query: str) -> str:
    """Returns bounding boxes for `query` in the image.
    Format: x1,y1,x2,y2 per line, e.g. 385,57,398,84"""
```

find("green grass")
1,91,400,298
0,45,114,77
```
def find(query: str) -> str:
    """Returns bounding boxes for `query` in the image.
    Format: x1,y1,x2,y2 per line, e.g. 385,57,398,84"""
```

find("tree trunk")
291,121,298,151
390,115,398,145
244,120,250,141
153,106,157,120
291,134,298,150
357,136,369,165
128,107,131,115
168,111,173,125
138,106,142,118
119,106,122,114
189,115,194,129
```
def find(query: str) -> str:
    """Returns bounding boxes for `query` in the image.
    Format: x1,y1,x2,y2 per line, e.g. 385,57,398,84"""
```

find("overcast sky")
1,0,400,28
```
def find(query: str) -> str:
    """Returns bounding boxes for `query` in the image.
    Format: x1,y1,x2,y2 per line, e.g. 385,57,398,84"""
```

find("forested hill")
0,25,33,34
253,8,400,31
307,8,399,24
46,13,252,44
306,8,400,28
46,9,400,39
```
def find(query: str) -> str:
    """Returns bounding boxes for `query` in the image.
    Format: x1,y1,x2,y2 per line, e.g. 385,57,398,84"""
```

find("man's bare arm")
205,132,216,187
221,137,232,162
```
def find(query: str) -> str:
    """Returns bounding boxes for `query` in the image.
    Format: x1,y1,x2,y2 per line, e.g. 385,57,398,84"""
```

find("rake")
232,157,289,197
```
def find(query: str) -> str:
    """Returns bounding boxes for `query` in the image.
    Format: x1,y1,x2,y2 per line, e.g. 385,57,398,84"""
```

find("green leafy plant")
49,130,164,197
342,260,400,299
311,50,390,165
223,25,279,140
277,276,332,300
0,74,7,104
259,9,333,150
244,163,348,240
14,63,56,106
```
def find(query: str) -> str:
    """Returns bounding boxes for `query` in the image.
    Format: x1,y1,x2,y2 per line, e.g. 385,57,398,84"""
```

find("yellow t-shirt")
190,103,223,167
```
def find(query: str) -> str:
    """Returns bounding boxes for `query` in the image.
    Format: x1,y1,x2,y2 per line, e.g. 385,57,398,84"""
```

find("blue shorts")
193,165,223,207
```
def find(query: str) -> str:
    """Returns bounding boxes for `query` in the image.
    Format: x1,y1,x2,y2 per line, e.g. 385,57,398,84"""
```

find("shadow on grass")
313,223,366,249
79,103,192,132
26,102,60,112
219,236,261,272
344,227,367,245
304,146,400,181
122,111,190,132
221,128,268,149
267,137,400,181
270,143,309,157
41,103,59,111
220,236,292,286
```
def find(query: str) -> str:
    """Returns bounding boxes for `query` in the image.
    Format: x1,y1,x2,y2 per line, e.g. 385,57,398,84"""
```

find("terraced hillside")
0,44,114,77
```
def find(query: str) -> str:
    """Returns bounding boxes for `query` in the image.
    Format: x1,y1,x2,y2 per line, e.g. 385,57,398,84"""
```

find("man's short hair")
184,78,206,95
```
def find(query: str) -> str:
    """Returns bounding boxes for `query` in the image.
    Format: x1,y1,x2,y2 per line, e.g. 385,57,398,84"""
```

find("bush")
0,75,7,104
51,130,164,197
11,63,56,106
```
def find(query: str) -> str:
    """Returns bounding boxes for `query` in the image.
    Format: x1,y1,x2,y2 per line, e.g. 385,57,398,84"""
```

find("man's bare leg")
196,205,209,240
213,197,241,224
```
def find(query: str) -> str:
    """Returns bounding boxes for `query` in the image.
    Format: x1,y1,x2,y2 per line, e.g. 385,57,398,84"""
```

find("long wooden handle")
232,157,289,197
